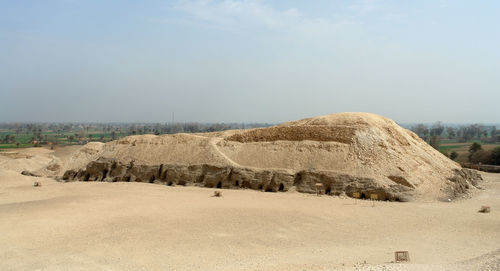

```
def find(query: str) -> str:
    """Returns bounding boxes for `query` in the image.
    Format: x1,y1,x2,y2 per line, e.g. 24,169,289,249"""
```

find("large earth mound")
59,112,481,201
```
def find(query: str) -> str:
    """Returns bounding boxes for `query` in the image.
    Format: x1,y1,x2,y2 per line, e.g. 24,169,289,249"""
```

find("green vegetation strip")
438,145,464,152
0,144,34,149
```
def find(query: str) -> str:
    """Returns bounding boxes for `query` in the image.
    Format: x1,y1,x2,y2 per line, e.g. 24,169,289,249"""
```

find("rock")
61,158,415,200
202,165,231,188
21,171,41,177
164,164,203,186
478,206,491,213
446,168,483,198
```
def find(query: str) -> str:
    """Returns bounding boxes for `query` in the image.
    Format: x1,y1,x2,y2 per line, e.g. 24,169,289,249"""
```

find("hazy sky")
1,0,499,123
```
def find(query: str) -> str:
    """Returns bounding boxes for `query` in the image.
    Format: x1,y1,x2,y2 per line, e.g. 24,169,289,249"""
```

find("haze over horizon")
1,1,499,124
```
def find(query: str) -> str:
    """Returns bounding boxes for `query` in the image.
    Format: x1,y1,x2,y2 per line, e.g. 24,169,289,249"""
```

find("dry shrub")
212,191,222,197
478,206,490,213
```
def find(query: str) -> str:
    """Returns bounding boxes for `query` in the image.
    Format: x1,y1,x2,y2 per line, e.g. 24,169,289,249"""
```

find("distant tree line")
120,122,272,135
466,143,500,166
410,122,499,144
409,122,500,165
0,122,273,146
1,134,16,144
0,122,272,135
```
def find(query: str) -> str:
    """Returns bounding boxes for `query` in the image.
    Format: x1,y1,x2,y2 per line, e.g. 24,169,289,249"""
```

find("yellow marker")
370,194,378,200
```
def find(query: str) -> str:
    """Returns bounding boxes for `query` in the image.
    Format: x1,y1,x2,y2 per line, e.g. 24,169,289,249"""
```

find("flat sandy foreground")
1,151,499,270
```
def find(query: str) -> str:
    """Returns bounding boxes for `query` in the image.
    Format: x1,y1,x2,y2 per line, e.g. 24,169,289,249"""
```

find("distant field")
439,144,466,152
0,131,128,149
439,142,500,163
0,144,34,149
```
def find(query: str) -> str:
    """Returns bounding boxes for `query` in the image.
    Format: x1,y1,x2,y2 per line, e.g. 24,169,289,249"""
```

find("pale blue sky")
1,0,499,123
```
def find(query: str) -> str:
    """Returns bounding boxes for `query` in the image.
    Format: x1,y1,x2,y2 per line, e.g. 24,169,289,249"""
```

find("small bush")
212,191,222,197
491,147,500,165
470,150,492,164
469,142,482,153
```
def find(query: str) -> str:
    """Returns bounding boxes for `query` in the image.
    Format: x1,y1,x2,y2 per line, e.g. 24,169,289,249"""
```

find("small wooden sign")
395,251,410,262
352,192,360,198
370,194,378,200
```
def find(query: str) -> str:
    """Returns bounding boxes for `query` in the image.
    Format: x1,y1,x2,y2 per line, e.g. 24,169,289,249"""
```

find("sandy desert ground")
1,147,499,271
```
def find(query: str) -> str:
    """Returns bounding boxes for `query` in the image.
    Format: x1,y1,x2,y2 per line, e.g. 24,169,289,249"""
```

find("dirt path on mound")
209,138,240,167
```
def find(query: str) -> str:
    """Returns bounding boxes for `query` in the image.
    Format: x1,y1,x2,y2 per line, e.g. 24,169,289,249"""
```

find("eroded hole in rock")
149,175,155,183
235,180,239,187
258,184,263,190
216,181,222,189
157,165,163,178
196,174,204,183
102,169,108,180
361,193,366,199
83,173,90,182
278,183,285,191
168,181,174,186
325,186,331,195
293,173,303,186
265,186,274,192
123,175,130,182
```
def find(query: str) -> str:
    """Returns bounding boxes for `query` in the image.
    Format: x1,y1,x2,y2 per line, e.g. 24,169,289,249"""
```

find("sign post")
395,251,410,262
370,194,378,207
352,192,360,204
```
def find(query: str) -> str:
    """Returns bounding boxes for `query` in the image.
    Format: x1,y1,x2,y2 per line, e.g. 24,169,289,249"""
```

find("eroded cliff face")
61,158,482,201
